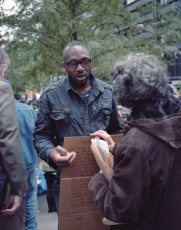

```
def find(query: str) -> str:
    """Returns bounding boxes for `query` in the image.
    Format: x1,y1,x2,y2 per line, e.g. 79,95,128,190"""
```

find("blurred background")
0,0,181,104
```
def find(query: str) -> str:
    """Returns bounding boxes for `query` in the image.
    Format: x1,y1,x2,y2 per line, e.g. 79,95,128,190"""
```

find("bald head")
63,41,90,59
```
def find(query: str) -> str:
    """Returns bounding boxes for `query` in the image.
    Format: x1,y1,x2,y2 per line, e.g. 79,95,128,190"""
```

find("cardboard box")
59,135,123,230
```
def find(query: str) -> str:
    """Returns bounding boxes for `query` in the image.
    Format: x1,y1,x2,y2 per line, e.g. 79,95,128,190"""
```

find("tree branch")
38,39,60,53
61,0,68,5
93,48,117,59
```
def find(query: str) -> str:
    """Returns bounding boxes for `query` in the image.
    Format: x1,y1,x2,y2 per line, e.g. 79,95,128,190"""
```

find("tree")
1,0,181,92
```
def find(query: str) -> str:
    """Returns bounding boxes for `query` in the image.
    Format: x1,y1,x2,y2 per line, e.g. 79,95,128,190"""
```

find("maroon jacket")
88,112,181,230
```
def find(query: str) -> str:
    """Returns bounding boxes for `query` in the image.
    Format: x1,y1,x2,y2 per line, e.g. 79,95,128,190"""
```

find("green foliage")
0,0,181,92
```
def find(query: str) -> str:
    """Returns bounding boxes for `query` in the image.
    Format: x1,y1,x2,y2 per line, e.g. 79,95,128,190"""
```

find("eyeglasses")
63,58,92,69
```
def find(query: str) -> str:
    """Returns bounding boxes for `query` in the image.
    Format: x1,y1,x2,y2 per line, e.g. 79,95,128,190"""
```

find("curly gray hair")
0,47,9,76
111,53,169,108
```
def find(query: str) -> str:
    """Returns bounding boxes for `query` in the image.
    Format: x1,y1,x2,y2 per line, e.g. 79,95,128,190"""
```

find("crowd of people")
0,40,181,230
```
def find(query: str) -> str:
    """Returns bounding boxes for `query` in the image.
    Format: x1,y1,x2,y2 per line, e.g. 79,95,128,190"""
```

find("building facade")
124,0,181,86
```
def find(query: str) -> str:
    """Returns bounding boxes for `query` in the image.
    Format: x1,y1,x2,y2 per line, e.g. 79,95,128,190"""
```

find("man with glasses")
33,40,123,214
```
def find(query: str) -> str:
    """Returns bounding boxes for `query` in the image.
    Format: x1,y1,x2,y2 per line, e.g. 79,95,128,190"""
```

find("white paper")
91,137,109,153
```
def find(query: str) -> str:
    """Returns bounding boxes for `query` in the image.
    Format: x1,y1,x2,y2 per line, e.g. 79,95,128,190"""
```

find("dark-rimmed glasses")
63,58,92,69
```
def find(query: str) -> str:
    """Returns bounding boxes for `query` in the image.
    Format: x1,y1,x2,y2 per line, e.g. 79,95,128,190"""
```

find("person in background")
178,95,181,102
0,79,28,229
1,77,11,85
1,47,37,229
3,81,38,230
14,97,38,230
168,83,175,95
89,53,181,230
42,161,56,213
33,40,123,214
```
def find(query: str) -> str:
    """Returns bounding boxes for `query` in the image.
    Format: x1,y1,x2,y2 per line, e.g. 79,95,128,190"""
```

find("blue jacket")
33,74,123,168
15,100,37,170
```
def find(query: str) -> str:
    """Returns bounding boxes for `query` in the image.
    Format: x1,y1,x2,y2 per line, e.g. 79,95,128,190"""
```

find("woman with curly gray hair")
112,53,180,119
89,53,181,230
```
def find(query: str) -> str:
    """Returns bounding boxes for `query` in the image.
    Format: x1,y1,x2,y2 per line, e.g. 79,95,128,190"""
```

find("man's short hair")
63,40,88,57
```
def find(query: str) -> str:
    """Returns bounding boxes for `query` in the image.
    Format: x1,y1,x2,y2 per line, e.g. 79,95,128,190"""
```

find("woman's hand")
90,130,115,153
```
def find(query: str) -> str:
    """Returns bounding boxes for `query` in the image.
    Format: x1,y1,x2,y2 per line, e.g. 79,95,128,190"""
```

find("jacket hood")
127,112,181,149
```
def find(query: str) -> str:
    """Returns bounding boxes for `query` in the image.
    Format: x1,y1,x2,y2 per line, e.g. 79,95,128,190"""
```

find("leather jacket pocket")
51,109,70,133
91,105,112,130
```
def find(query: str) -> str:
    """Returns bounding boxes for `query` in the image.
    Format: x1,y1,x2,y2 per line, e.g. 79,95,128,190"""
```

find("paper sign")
59,134,123,230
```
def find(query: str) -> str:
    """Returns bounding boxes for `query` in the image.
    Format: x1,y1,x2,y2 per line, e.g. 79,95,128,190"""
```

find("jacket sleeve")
33,92,57,168
0,82,28,196
88,141,151,223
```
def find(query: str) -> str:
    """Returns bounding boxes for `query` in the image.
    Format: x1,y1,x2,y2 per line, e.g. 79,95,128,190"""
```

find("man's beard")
68,74,90,88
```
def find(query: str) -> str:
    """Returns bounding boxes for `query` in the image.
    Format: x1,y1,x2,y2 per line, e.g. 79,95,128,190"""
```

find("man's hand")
1,195,23,215
90,130,115,153
50,145,76,167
